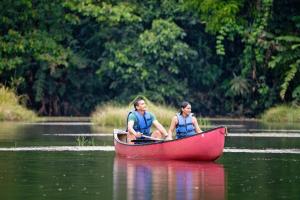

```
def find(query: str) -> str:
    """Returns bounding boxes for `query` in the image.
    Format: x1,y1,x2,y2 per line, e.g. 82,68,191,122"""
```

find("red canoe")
114,126,226,161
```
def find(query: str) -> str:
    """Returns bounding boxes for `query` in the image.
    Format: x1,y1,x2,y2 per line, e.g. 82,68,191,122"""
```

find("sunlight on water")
229,133,300,137
1,146,300,154
43,133,112,136
0,146,114,151
43,132,300,138
22,122,93,125
224,148,300,154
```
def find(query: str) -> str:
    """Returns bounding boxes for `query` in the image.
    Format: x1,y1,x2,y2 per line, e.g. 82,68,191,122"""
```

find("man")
127,97,172,142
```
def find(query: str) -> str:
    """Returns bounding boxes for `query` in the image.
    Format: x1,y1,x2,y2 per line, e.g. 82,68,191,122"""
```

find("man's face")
136,100,147,111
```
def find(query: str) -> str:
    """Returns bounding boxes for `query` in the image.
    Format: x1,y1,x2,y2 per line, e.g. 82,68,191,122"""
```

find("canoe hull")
114,127,226,161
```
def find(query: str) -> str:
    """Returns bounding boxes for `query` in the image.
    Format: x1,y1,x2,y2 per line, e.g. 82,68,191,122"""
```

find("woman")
168,101,202,139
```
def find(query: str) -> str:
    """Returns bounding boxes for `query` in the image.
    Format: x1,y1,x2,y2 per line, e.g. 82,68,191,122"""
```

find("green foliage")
227,75,250,97
183,0,300,116
184,0,245,56
183,0,244,34
280,61,299,99
292,85,300,105
63,0,141,25
0,0,299,119
97,18,196,103
268,34,300,99
0,0,105,115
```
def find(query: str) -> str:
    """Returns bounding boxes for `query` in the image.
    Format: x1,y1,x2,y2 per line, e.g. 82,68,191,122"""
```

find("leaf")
276,35,300,43
292,44,300,50
280,61,299,99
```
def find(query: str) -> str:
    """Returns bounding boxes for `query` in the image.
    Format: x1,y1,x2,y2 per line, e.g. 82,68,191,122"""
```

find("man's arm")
167,116,177,138
127,120,142,138
153,120,172,139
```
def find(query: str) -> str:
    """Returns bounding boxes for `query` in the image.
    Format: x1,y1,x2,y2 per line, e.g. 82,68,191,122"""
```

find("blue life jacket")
126,111,153,136
175,113,196,138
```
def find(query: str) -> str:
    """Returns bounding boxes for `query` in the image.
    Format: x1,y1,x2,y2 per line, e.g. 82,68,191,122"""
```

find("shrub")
91,96,209,128
0,86,36,121
261,104,300,122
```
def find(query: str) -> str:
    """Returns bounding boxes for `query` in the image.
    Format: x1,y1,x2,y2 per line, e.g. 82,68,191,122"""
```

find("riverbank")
0,86,36,121
261,105,300,123
2,86,298,124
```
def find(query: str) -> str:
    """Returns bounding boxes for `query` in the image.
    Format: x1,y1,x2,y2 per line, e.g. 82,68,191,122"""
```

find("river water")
0,120,299,200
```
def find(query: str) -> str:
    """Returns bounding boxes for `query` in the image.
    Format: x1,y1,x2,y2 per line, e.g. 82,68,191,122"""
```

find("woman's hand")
165,134,173,140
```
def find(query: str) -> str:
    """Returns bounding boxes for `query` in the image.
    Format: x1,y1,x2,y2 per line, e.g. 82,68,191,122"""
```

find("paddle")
113,129,164,141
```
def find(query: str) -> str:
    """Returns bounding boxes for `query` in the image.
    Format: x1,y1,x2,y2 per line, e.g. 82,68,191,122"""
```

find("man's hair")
133,97,144,110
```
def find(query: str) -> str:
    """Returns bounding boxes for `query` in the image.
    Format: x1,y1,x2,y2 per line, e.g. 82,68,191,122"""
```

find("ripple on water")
0,146,300,154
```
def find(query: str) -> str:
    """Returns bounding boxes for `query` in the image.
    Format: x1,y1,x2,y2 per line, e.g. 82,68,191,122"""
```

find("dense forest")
0,0,299,117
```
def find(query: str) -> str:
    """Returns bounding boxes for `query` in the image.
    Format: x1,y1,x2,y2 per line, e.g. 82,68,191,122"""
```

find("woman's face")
181,104,191,115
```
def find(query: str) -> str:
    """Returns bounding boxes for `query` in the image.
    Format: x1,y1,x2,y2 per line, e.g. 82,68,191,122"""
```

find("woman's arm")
192,117,202,133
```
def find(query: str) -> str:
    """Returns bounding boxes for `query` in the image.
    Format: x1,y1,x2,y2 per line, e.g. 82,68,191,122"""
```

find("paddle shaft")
113,130,163,141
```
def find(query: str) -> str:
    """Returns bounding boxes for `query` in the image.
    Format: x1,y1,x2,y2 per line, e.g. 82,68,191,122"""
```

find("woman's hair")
133,97,144,110
180,101,191,114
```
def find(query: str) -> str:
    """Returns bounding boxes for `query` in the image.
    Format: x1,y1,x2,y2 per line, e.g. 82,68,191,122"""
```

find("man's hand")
128,120,142,138
134,132,142,138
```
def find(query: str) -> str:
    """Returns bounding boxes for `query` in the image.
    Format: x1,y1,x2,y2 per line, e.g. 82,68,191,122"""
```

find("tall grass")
91,104,131,127
91,96,177,127
198,117,211,129
261,104,300,122
91,96,209,128
0,86,36,121
76,136,95,146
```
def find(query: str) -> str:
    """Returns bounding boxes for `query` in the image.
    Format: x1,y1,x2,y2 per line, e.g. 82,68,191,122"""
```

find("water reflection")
113,157,225,200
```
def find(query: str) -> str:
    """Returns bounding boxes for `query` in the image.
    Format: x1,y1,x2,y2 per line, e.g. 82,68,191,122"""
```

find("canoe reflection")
113,157,225,200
